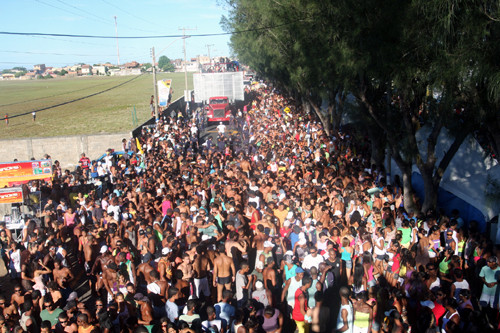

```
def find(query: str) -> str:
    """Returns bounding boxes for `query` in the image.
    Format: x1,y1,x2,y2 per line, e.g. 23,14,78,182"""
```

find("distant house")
81,64,92,75
26,72,36,79
1,73,15,80
198,56,211,65
110,68,141,76
67,71,78,77
34,64,46,73
123,61,139,68
92,65,108,76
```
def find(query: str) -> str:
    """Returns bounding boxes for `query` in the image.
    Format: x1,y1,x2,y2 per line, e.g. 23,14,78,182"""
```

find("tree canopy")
223,0,500,213
158,56,175,72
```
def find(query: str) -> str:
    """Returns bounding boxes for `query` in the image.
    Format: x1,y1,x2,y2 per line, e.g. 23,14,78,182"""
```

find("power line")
35,0,110,27
8,74,144,119
54,0,111,25
0,20,307,39
0,50,116,57
35,0,162,34
30,35,138,49
0,79,125,108
100,0,158,29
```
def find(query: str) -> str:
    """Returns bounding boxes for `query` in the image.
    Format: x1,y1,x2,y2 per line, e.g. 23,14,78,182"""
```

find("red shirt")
250,209,261,230
79,157,91,169
292,288,308,322
432,302,446,322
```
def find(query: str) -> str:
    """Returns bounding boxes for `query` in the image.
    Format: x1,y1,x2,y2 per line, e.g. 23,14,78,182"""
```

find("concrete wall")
0,132,130,169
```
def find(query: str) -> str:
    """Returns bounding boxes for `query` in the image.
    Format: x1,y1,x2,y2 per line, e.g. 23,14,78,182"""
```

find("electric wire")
7,74,144,119
0,50,117,57
100,0,160,30
0,78,130,108
0,19,308,39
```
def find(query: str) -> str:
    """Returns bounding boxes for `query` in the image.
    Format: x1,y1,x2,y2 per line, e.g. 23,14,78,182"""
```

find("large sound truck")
206,96,231,122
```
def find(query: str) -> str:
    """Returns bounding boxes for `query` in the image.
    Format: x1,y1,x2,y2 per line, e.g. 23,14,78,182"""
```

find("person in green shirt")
397,220,412,249
479,256,500,308
40,296,64,327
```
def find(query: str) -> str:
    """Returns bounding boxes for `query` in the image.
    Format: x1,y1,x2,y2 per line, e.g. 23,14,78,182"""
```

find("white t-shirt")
217,124,226,133
302,254,325,270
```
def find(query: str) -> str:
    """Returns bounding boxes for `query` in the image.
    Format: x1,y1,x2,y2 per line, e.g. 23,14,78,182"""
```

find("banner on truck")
0,160,52,187
0,187,23,204
158,79,172,106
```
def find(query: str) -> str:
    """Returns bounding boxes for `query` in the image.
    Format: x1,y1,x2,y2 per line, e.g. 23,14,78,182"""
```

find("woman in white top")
373,228,386,274
337,287,354,333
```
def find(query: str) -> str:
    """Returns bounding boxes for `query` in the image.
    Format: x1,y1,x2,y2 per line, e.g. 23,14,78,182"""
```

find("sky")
1,0,233,70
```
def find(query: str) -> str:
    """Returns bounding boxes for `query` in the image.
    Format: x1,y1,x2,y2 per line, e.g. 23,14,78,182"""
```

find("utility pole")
114,16,120,66
179,27,197,96
205,44,214,67
151,47,158,121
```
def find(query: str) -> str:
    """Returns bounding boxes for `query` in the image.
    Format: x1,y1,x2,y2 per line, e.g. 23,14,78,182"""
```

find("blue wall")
411,172,486,232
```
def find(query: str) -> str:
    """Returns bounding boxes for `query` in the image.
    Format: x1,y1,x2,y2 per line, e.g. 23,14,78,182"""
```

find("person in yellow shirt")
273,202,288,228
77,314,95,333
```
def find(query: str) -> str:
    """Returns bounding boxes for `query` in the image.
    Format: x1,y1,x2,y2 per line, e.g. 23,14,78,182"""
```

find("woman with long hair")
350,262,367,296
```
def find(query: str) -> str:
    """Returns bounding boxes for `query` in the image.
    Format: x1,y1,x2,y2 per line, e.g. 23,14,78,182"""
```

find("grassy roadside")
0,72,193,139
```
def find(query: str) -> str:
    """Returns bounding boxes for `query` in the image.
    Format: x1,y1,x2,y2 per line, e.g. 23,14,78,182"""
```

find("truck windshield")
210,98,228,104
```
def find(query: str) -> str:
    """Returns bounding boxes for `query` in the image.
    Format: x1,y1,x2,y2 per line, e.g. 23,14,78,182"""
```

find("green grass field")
0,72,193,139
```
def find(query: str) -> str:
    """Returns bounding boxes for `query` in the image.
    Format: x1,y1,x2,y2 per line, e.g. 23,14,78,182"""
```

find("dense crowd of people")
1,85,499,333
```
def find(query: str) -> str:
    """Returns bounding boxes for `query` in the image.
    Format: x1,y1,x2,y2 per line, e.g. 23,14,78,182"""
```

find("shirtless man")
147,270,168,298
136,253,155,286
10,285,24,310
178,254,194,282
102,262,118,301
213,243,236,302
262,257,278,306
225,231,247,258
90,245,114,294
192,245,211,299
157,248,173,281
240,156,252,177
83,235,97,273
135,295,153,327
253,225,267,266
52,260,74,290
0,295,18,322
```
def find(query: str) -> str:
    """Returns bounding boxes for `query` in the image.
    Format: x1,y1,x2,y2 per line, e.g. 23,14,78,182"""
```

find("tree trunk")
366,125,386,167
420,167,438,213
330,90,345,133
419,131,467,213
400,165,417,213
308,98,332,136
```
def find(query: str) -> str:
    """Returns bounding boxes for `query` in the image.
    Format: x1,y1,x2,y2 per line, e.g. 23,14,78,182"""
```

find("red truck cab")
206,96,231,122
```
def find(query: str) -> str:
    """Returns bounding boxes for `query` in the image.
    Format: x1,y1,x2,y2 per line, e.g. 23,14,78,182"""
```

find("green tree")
158,56,175,72
223,0,500,214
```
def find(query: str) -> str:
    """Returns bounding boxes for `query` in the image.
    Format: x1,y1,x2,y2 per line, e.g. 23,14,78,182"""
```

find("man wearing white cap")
258,241,275,268
252,280,269,306
157,247,172,281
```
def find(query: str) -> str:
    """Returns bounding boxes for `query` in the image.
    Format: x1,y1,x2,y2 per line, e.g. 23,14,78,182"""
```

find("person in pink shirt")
162,194,173,216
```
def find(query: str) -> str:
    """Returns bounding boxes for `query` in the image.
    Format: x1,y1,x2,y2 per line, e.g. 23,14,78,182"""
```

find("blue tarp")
411,172,486,232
